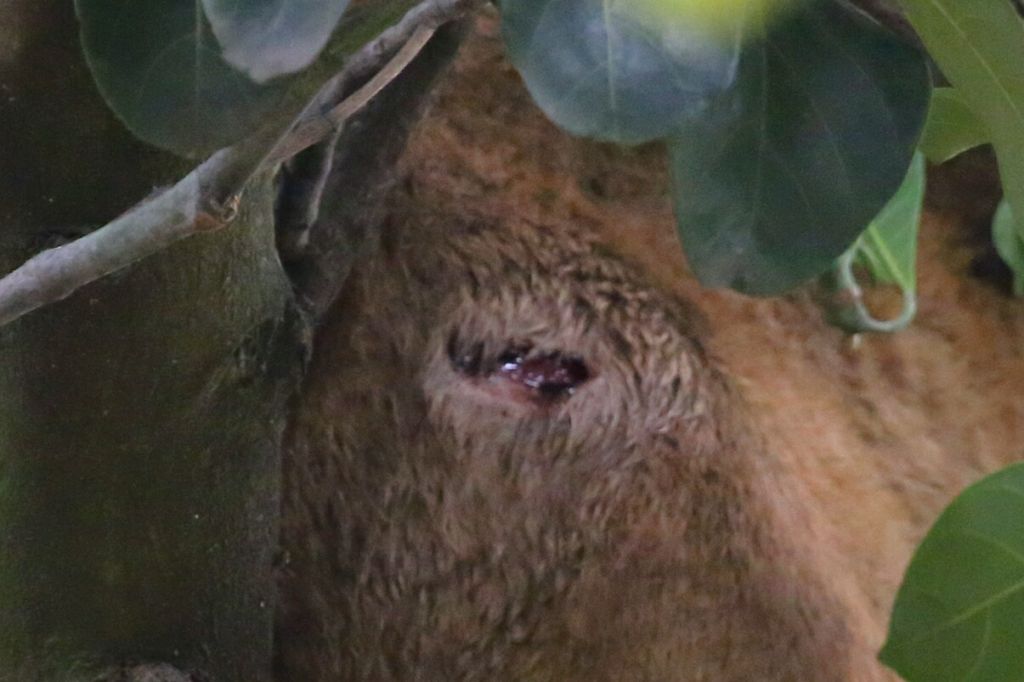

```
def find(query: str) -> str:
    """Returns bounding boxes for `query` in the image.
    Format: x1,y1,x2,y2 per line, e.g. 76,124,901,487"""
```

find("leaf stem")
835,247,918,333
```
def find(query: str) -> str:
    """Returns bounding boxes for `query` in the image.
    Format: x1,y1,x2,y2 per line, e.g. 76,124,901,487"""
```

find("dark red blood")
448,334,592,403
497,349,590,399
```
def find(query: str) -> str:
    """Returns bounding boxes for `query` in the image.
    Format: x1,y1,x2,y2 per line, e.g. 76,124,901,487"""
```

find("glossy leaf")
202,0,350,83
881,462,1024,681
668,0,930,295
897,0,1024,242
629,0,795,36
992,199,1024,297
500,0,746,144
833,151,925,333
853,151,925,293
75,0,283,157
919,88,991,165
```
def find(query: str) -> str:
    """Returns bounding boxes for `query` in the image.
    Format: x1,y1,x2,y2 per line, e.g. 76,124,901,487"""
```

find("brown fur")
277,14,1024,681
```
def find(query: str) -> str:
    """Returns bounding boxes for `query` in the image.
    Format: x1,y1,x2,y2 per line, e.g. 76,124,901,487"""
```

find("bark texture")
0,3,301,680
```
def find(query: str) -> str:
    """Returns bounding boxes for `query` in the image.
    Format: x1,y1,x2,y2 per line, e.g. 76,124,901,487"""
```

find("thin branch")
275,0,482,264
0,0,482,328
266,25,438,168
292,19,471,316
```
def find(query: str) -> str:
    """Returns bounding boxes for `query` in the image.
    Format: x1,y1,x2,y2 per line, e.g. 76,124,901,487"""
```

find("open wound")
447,333,591,407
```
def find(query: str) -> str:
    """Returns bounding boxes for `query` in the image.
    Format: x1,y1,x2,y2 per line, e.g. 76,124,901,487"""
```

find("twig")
293,19,471,316
0,0,481,328
275,0,482,264
266,26,438,167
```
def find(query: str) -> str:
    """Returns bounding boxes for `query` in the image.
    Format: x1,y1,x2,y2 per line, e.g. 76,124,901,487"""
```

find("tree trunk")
0,2,468,677
0,2,301,679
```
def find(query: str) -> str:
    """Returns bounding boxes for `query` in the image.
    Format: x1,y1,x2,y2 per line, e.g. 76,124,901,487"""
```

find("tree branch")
289,19,471,316
274,0,483,265
0,0,482,328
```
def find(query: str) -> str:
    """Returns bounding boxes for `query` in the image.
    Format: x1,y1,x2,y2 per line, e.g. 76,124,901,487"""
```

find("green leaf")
201,0,350,83
854,151,925,293
75,0,284,157
499,0,745,144
992,198,1024,297
896,0,1024,244
833,151,925,333
668,0,931,295
919,87,991,165
881,462,1024,681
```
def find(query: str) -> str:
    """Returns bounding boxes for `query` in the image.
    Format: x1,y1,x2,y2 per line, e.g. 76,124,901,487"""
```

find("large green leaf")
896,0,1024,243
667,0,930,295
919,87,990,165
202,0,350,83
833,151,925,333
881,462,1024,681
499,0,746,144
853,151,926,294
76,0,284,157
992,198,1024,297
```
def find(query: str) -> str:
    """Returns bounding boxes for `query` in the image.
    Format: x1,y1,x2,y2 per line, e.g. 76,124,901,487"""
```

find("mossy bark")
0,2,468,678
0,2,301,680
